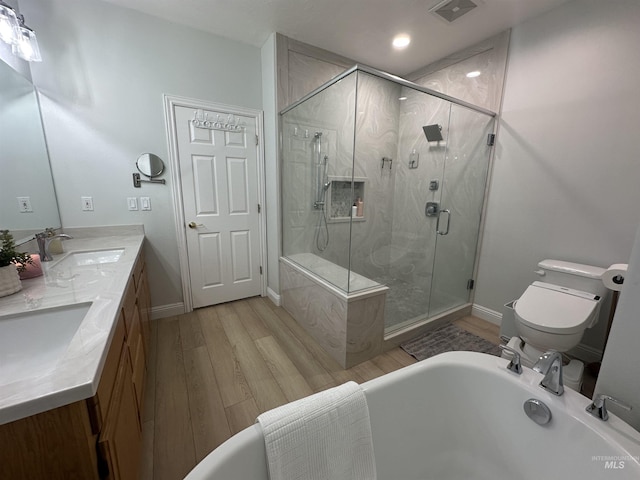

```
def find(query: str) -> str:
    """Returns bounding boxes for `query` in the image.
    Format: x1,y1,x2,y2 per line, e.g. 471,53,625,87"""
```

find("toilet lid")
514,282,598,335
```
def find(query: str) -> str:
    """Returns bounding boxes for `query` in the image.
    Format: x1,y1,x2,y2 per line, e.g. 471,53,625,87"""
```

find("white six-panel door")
173,104,262,308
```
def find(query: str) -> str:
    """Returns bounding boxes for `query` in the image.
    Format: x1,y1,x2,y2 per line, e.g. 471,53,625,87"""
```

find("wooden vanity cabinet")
97,346,142,480
0,250,151,480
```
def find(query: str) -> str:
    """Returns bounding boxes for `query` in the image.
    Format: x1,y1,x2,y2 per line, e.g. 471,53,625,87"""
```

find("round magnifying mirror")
136,153,164,178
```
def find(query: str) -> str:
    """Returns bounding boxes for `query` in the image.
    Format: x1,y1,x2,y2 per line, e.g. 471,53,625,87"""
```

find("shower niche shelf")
326,176,367,223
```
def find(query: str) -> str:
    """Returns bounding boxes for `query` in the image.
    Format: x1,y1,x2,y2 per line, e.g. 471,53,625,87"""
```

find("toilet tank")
537,259,608,297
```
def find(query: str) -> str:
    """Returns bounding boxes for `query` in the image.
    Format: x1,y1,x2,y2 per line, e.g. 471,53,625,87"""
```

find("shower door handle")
436,209,451,235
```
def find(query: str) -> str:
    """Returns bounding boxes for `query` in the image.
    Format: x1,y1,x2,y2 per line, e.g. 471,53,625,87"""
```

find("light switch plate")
81,196,94,211
140,196,151,211
127,197,138,211
17,196,33,213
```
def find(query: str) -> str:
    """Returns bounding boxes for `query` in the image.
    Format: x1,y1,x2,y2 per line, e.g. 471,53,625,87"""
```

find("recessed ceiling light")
399,96,408,101
392,34,411,49
466,70,481,78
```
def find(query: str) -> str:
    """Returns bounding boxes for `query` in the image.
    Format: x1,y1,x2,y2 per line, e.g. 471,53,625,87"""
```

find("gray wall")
474,0,640,354
21,0,262,311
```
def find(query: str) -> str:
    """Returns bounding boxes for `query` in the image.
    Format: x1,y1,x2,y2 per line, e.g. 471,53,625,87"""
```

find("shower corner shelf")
326,176,367,223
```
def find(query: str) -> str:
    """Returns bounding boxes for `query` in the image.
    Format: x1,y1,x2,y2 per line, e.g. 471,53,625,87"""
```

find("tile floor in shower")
376,274,463,331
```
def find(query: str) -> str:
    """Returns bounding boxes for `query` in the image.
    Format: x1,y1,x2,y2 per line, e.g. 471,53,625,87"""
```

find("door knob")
188,222,199,229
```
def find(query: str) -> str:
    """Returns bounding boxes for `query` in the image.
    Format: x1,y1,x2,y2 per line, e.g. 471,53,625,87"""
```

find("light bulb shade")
12,25,41,62
0,4,20,44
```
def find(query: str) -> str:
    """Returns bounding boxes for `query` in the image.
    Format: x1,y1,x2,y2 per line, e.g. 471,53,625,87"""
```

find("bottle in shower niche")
356,197,364,217
352,203,357,218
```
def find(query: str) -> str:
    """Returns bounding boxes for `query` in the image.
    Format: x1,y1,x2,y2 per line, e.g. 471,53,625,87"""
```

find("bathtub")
185,352,640,479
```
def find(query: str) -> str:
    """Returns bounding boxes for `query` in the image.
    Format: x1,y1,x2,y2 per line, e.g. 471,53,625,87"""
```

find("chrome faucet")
533,350,564,396
499,345,523,374
586,394,632,421
35,232,73,261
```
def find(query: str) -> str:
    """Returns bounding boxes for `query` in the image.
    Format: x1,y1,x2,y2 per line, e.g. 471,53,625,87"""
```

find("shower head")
423,124,443,142
314,131,322,138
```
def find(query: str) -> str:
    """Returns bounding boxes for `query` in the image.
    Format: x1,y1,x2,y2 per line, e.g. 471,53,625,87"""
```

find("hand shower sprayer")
313,131,329,251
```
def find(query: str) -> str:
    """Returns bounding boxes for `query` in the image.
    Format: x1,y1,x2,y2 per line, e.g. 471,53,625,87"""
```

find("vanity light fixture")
0,1,19,44
13,14,41,62
0,2,41,62
392,34,411,49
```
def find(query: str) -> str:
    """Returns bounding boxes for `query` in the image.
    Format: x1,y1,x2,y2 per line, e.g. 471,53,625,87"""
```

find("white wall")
475,0,640,352
20,0,262,310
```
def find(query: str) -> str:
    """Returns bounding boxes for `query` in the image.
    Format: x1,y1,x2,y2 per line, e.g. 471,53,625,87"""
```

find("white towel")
256,381,377,480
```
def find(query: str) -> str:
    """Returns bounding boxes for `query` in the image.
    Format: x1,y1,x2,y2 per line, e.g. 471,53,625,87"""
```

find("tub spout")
533,351,564,396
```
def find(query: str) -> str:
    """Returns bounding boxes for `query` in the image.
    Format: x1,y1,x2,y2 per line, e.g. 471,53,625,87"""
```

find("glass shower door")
428,104,495,317
375,82,453,332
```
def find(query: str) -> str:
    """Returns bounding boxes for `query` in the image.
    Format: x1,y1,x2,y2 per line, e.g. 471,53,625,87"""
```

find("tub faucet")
533,351,564,396
498,345,522,374
35,232,73,261
586,394,632,421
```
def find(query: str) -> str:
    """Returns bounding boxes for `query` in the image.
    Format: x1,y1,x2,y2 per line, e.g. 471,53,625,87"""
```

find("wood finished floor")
140,297,500,480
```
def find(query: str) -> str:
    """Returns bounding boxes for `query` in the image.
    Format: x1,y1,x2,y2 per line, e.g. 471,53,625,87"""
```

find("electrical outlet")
81,196,94,211
127,197,138,211
17,196,33,213
140,196,151,211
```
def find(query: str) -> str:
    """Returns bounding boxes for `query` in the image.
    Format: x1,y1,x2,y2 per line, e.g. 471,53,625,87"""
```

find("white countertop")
0,229,145,425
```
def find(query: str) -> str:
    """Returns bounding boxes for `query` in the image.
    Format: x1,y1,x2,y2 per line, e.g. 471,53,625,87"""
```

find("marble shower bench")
280,254,388,368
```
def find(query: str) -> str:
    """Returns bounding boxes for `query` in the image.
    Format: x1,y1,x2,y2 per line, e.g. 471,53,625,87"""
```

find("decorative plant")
0,230,33,272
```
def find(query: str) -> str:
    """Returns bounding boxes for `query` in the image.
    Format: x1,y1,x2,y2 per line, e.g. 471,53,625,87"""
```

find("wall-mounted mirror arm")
132,172,166,187
133,153,166,187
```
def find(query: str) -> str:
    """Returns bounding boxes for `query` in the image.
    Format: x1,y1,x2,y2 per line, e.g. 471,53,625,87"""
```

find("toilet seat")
514,281,599,335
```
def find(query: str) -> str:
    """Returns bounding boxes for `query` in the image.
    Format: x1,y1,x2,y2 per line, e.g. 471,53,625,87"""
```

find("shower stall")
280,65,495,367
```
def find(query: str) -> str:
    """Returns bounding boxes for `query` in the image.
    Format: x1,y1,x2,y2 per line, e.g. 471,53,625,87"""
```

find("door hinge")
259,266,263,275
487,133,495,146
258,203,261,213
255,134,259,145
467,279,475,290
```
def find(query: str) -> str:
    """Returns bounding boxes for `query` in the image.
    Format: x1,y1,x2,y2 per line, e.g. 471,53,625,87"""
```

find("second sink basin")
0,302,92,386
55,248,125,268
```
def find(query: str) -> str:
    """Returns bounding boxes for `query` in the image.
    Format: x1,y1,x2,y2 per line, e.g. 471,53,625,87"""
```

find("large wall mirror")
0,57,61,243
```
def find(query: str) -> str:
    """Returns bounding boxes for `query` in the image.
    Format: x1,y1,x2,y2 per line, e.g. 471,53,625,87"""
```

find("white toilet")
503,259,608,391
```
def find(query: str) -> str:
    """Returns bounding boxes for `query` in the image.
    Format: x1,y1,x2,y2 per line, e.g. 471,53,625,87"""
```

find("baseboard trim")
570,343,603,364
267,287,281,306
471,304,502,326
151,302,185,320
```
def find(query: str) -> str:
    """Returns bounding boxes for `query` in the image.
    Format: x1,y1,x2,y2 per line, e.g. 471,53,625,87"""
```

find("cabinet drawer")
132,251,144,292
131,333,145,422
93,312,126,427
121,279,137,335
98,347,142,480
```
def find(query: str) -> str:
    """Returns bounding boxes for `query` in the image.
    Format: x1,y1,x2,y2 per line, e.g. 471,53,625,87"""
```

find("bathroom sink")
0,302,92,386
54,248,125,268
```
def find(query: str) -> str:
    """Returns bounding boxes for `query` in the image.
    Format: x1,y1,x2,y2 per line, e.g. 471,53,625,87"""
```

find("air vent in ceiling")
429,0,479,23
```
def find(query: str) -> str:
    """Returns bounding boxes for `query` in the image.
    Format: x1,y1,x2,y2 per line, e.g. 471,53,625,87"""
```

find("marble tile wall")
281,71,356,272
389,86,451,294
407,31,510,113
280,256,386,368
349,73,401,284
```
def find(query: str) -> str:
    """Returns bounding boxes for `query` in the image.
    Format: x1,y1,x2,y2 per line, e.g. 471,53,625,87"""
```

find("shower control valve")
425,201,440,217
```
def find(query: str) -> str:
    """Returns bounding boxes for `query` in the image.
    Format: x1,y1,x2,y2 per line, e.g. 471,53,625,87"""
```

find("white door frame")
163,94,267,313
